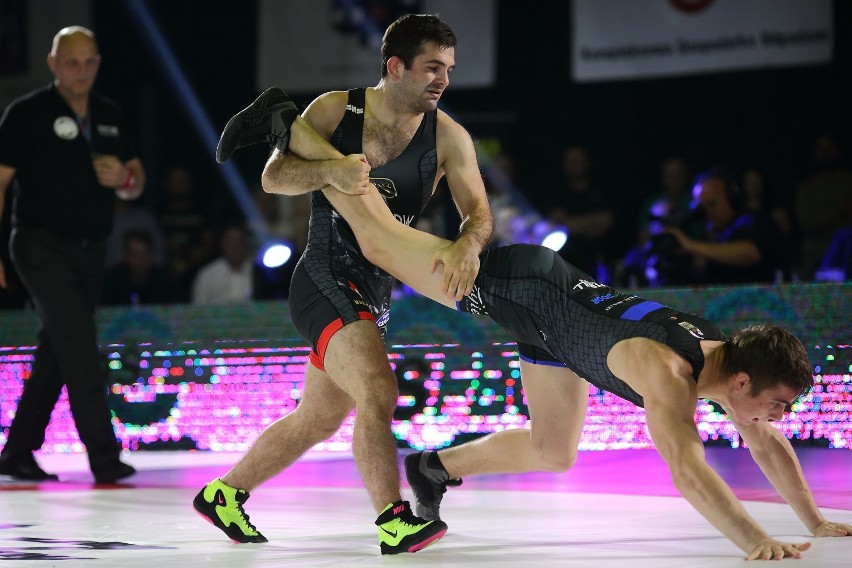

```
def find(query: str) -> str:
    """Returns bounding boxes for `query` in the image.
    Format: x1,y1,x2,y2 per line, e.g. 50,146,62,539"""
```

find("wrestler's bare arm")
737,419,852,537
432,111,493,300
272,115,465,310
262,93,371,197
609,339,811,560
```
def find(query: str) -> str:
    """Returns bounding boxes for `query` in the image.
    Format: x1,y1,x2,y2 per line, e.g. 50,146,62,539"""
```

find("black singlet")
288,89,438,369
458,245,725,407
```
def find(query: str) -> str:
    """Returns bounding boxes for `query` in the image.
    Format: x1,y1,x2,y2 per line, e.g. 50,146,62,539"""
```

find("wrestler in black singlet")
458,245,725,406
289,89,439,369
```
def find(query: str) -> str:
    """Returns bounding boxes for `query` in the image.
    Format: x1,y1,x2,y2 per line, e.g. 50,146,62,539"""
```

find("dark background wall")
8,0,852,238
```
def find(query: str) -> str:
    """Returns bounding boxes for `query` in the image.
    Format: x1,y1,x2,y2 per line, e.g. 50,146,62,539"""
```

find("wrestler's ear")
732,372,751,393
386,56,405,80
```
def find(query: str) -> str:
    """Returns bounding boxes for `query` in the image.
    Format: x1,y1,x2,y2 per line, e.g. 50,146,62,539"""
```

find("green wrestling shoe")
375,500,447,555
193,478,267,543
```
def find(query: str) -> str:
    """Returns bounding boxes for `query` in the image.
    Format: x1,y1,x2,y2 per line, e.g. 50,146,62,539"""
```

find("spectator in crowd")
252,183,310,256
621,155,696,287
157,164,217,300
547,144,615,280
190,222,254,305
741,166,792,238
793,132,852,280
105,194,166,268
637,155,694,248
101,229,173,305
664,168,790,284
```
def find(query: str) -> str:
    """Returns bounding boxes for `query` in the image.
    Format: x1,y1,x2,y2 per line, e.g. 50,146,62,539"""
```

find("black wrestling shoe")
92,460,136,484
0,452,59,481
404,451,462,521
216,87,299,163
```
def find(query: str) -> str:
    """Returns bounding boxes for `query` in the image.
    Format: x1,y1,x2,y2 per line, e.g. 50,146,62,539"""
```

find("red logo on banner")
668,0,715,14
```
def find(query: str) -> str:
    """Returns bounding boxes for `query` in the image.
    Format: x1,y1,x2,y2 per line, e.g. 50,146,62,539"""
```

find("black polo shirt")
0,83,137,240
704,211,791,284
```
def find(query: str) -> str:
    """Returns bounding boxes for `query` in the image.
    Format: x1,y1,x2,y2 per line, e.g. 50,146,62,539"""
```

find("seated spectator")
191,222,254,305
157,165,218,300
741,165,792,238
105,195,166,268
637,155,694,248
547,145,615,280
621,155,697,287
793,132,852,280
101,229,174,305
663,168,790,284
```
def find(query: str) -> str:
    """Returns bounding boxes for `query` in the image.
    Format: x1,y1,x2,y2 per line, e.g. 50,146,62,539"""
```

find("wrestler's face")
727,374,798,424
48,34,100,101
398,42,455,112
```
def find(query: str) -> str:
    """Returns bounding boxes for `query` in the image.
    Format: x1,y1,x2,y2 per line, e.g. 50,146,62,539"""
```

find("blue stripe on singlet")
519,353,568,368
620,301,664,321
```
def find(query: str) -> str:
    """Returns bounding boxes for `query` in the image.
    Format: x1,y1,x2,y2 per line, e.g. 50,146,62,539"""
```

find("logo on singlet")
376,310,390,328
370,177,398,199
572,279,606,291
677,321,705,339
346,104,364,114
465,285,488,315
394,214,414,226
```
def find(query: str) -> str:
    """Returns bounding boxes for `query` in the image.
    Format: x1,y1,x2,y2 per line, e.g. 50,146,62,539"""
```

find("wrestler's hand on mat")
431,240,480,301
329,154,371,195
745,539,810,561
810,519,852,537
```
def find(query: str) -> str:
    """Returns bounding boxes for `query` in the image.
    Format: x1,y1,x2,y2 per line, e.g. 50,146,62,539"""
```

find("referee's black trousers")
3,226,121,469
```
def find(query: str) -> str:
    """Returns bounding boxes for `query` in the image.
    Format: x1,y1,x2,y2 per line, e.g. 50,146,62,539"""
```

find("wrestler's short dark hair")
381,14,456,77
720,325,813,398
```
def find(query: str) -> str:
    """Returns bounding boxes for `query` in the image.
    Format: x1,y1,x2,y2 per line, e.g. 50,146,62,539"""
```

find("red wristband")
120,169,136,189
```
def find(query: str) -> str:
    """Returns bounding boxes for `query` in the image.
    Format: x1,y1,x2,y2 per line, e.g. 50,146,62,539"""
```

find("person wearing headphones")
664,168,790,284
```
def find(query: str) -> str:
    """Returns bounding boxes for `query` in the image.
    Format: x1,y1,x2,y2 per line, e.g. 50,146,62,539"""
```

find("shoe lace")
234,493,260,532
268,128,285,148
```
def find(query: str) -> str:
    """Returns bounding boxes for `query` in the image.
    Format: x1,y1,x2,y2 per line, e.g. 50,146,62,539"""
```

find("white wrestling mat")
1,484,849,567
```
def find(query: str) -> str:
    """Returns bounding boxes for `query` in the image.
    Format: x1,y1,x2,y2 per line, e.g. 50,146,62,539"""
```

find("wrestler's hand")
810,519,852,537
329,154,371,195
0,259,6,289
745,538,810,561
431,240,480,301
92,154,127,188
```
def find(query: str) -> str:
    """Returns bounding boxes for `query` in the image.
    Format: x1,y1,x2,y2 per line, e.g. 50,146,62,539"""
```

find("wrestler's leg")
221,362,355,491
438,361,590,477
321,319,403,513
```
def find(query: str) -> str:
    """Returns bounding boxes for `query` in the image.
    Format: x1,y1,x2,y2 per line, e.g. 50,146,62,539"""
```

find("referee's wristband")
119,168,136,189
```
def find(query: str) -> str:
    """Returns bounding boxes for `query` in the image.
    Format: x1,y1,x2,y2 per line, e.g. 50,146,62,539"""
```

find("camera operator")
663,168,791,284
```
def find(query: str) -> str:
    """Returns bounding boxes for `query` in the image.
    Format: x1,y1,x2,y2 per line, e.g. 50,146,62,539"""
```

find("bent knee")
531,439,578,472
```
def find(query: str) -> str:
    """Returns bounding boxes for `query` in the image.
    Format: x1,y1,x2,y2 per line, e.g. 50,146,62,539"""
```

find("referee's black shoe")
216,87,299,163
0,452,59,481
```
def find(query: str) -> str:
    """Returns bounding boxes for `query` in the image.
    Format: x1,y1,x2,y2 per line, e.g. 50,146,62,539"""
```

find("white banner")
572,0,833,82
258,0,496,93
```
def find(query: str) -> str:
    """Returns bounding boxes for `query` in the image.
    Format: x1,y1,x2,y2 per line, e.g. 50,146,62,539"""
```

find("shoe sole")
216,87,290,163
407,527,447,553
192,494,268,544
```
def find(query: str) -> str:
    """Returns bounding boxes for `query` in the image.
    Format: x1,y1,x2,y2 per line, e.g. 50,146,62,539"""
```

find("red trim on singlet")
310,310,375,371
